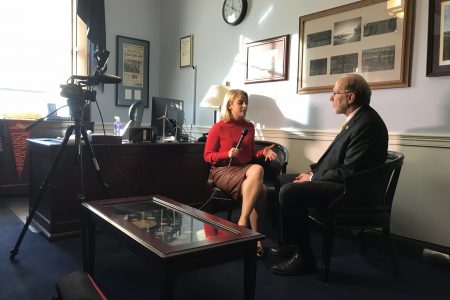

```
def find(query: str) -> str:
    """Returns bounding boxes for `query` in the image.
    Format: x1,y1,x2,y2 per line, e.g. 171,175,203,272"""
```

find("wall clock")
222,0,248,26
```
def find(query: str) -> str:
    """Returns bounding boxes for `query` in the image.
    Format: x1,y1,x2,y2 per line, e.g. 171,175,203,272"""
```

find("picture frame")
427,0,450,77
180,35,193,68
245,35,289,84
116,35,149,107
297,0,414,94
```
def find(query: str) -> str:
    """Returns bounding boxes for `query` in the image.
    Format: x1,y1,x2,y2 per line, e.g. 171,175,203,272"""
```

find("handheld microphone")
227,128,249,167
235,128,249,149
202,128,250,210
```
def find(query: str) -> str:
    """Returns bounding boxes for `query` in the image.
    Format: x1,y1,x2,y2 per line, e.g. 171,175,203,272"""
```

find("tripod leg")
81,126,109,197
73,121,85,201
10,125,75,259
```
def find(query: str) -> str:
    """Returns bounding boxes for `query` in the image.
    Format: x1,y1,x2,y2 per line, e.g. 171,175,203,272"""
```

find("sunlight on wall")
258,5,273,25
278,93,311,126
222,34,249,84
221,33,312,129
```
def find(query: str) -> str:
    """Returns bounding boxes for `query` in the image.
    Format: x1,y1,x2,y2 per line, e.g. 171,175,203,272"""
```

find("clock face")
222,0,247,25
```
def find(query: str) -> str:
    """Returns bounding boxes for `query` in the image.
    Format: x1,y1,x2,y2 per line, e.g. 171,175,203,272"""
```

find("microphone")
96,74,122,84
227,128,249,167
72,74,122,85
235,128,249,149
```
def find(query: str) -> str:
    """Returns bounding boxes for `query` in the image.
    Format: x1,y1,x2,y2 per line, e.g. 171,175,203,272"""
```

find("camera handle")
9,102,109,259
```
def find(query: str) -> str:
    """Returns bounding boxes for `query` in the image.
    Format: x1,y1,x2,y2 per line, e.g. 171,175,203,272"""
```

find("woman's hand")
263,144,277,161
228,147,240,158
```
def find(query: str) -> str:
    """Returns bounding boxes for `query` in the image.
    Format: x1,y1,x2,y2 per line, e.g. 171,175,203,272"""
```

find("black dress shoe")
270,252,317,276
268,245,296,258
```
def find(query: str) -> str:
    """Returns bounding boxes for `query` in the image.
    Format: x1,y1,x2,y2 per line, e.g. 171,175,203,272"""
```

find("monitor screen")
151,97,184,140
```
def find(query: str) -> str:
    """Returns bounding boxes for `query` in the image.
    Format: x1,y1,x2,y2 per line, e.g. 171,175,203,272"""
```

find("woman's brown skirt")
210,165,253,199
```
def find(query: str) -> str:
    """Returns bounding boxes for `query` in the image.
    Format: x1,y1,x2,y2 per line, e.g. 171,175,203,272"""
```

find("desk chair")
308,150,404,281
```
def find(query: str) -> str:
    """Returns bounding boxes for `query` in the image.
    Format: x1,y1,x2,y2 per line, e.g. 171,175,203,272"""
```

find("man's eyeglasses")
331,91,350,96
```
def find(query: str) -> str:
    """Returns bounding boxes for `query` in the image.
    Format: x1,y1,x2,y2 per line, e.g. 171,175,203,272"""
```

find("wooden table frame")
81,195,264,300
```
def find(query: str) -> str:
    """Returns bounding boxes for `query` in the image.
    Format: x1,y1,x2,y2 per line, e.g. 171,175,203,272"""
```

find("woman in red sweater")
203,89,277,257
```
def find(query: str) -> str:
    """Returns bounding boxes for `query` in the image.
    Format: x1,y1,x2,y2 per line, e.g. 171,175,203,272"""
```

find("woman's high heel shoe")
256,245,264,258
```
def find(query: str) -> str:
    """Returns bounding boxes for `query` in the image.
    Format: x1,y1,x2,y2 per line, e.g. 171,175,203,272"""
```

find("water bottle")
113,116,123,136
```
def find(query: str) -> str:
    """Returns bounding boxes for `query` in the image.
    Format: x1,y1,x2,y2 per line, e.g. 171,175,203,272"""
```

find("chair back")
332,150,404,227
309,150,404,281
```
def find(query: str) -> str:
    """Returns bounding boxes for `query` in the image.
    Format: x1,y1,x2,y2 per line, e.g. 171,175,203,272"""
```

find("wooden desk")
28,139,210,240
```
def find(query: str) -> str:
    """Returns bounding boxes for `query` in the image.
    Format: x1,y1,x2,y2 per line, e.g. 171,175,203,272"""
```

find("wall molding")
97,123,450,148
253,128,450,149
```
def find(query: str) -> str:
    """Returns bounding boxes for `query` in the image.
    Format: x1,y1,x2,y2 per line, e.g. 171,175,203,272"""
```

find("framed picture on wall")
427,0,450,76
245,35,290,84
116,35,150,107
297,0,414,94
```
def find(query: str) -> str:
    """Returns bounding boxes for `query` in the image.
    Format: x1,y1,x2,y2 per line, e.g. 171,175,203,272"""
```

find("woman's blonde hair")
220,89,248,122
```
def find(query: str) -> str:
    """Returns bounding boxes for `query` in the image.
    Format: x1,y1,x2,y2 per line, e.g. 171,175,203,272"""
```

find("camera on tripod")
10,49,119,260
60,49,121,102
60,83,97,102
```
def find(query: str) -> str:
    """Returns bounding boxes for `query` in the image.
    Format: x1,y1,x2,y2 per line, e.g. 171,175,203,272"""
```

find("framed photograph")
427,0,450,76
297,0,414,94
245,35,289,84
116,36,150,107
180,35,193,68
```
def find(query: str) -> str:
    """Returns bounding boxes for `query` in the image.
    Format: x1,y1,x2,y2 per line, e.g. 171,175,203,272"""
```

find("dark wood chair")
308,150,404,281
203,140,288,222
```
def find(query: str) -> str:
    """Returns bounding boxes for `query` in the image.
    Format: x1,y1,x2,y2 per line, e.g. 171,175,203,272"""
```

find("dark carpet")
1,198,449,300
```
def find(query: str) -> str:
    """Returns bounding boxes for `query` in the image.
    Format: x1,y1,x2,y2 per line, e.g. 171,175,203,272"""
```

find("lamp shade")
199,85,230,108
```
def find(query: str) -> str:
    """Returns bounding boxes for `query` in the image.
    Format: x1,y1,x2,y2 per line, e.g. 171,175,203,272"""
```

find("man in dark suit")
270,74,388,275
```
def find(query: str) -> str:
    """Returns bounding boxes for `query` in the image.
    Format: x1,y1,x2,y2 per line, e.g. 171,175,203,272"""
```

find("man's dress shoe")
270,252,317,276
268,245,296,258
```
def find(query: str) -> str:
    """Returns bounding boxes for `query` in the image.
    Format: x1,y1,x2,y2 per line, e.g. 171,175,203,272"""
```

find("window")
0,0,87,119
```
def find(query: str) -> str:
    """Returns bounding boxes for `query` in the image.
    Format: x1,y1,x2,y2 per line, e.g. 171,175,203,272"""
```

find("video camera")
60,49,121,102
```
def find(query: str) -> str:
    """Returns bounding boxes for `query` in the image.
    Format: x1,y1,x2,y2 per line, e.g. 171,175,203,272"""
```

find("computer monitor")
151,97,184,141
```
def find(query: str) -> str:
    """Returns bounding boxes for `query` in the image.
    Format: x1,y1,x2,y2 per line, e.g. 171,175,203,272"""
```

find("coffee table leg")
244,242,257,300
160,263,175,300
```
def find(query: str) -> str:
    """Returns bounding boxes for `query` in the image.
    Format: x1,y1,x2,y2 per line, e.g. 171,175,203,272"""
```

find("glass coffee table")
81,195,264,300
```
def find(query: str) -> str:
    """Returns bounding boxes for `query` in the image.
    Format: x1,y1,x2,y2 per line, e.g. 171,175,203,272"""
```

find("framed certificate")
180,35,193,68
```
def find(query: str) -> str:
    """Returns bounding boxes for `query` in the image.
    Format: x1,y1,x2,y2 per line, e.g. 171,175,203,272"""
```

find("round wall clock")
222,0,248,26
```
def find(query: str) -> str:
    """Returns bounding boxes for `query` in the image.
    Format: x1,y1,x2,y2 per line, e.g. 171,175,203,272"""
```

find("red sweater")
203,120,263,166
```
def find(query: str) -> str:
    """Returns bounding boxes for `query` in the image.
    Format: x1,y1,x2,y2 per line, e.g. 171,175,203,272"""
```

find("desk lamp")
200,85,230,123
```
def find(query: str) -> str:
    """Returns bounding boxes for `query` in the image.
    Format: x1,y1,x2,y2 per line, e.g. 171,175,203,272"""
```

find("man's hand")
293,172,312,182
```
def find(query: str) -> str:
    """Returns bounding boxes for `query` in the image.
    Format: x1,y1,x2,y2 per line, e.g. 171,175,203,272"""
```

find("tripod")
10,97,109,259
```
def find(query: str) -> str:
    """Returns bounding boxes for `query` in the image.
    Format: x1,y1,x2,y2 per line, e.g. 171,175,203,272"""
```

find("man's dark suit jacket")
311,105,388,183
